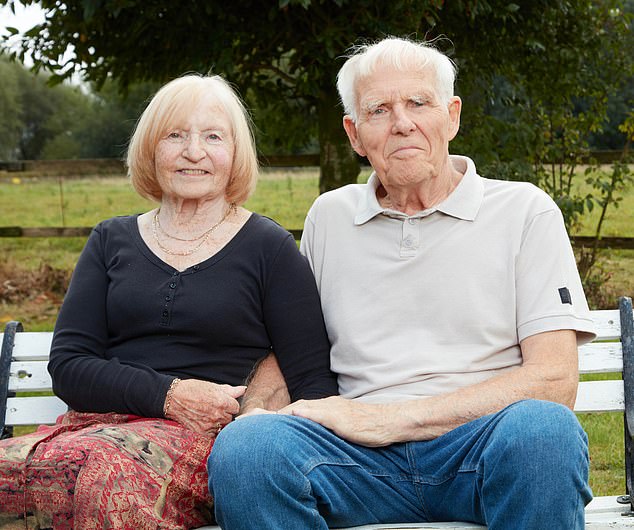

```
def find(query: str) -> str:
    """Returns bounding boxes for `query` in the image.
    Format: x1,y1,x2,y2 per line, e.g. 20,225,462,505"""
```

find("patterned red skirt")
0,411,215,529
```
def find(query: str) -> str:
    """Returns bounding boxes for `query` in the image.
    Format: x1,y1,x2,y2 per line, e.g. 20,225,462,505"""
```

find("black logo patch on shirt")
559,287,572,305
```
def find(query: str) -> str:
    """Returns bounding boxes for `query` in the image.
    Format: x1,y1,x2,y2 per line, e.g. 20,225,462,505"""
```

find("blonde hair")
337,37,457,122
126,74,258,204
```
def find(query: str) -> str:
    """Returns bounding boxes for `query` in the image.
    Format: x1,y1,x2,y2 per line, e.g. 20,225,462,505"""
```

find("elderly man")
208,37,596,529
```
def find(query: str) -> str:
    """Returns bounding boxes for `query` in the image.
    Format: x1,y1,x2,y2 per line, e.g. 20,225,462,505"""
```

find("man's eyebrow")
362,100,384,112
409,90,435,101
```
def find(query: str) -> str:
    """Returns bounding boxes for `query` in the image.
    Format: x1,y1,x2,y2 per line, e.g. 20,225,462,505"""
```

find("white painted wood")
330,521,486,530
5,395,67,426
196,497,634,530
587,495,631,514
4,306,634,529
575,380,625,413
8,328,619,370
579,342,623,374
590,309,623,341
8,361,53,392
585,494,634,529
10,331,53,360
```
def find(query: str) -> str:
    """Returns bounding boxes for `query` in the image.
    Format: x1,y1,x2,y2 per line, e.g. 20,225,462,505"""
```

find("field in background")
2,167,632,296
0,167,632,496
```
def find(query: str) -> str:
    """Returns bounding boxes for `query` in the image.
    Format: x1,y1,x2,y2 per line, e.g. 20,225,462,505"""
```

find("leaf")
83,0,104,21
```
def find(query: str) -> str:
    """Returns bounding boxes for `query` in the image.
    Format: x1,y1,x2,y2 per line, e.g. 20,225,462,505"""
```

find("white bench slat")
308,521,486,530
5,395,67,426
10,331,54,360
198,522,486,530
575,380,625,413
8,361,53,392
579,342,623,374
590,309,623,341
2,303,633,529
587,495,632,514
2,335,624,375
197,496,634,529
196,496,634,530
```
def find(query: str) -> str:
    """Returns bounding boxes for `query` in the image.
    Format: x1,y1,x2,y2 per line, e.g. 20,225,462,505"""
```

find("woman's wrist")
163,377,181,418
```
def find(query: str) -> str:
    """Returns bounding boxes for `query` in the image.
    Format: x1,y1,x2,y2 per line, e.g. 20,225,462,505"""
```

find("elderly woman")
0,74,336,529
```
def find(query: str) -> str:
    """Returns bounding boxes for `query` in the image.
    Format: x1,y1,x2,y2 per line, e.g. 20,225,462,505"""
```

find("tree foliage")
0,55,156,160
1,1,632,195
0,56,22,160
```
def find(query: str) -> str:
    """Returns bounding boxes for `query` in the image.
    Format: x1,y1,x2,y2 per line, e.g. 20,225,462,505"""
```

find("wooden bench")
1,296,634,529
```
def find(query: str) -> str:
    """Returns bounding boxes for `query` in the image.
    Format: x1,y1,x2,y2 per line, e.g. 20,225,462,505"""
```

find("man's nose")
391,106,416,134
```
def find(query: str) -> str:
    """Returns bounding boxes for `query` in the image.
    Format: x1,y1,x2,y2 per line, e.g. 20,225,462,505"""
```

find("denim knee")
497,400,586,451
208,415,312,499
482,399,589,479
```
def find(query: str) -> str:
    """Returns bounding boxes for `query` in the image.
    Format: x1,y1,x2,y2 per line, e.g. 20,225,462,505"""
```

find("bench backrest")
0,323,66,435
1,298,633,429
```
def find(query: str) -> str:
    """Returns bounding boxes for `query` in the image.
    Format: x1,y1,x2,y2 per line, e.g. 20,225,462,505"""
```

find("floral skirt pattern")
0,411,215,529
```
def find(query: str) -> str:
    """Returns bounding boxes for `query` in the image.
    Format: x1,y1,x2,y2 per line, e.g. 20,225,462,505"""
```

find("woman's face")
154,92,235,203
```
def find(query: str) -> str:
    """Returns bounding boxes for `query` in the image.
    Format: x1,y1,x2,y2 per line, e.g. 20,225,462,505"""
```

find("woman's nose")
182,135,206,160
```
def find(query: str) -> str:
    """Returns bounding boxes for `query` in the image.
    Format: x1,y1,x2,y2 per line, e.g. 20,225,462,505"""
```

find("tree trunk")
317,85,360,194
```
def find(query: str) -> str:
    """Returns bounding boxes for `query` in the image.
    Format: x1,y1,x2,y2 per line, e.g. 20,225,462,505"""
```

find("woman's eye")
205,133,220,143
165,131,185,143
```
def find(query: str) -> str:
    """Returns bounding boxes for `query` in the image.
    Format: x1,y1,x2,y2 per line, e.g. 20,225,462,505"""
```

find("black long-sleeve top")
48,213,338,418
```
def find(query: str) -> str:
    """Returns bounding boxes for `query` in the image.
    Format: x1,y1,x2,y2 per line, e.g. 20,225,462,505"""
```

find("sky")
0,2,45,37
1,2,82,80
1,2,46,64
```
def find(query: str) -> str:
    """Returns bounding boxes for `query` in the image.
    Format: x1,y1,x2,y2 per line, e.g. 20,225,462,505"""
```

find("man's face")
343,64,461,190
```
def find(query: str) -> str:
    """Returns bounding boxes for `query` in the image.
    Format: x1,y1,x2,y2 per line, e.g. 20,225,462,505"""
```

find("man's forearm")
240,353,291,415
390,360,578,441
283,330,579,447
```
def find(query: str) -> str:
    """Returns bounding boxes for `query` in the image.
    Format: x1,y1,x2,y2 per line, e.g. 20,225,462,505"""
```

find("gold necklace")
152,204,236,256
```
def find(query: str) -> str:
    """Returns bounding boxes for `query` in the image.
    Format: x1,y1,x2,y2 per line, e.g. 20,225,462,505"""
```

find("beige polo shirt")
300,155,596,403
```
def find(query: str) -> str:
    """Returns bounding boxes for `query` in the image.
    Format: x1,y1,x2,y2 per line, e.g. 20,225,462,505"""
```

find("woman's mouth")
178,169,209,175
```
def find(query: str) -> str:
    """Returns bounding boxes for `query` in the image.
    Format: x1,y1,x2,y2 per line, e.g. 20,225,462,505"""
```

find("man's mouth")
391,146,422,157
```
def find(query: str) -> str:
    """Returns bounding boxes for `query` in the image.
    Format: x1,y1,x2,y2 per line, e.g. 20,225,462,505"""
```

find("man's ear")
447,96,462,141
343,115,367,157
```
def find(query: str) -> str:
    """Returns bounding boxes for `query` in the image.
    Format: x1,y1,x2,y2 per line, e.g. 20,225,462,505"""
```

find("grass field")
0,166,632,497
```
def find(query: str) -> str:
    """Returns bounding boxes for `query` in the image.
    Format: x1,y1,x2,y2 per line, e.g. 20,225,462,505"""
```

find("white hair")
337,37,457,122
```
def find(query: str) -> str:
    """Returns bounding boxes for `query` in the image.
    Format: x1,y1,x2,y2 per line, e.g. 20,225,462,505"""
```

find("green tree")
12,66,96,159
0,53,159,160
76,80,159,159
0,55,22,160
0,0,619,191
2,1,631,195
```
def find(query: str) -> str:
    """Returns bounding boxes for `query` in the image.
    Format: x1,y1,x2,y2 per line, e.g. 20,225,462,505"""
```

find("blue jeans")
208,400,591,529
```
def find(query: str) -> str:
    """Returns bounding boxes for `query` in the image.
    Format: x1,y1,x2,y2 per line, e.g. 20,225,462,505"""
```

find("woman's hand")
165,379,246,435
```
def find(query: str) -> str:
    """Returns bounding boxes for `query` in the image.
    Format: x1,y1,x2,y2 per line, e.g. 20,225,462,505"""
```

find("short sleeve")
515,207,596,344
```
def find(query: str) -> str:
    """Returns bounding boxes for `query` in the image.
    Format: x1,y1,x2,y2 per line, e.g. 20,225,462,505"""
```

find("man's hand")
166,379,246,435
278,396,395,448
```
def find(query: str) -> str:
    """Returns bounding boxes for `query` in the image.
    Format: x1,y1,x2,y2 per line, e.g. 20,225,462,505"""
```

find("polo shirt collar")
354,155,483,225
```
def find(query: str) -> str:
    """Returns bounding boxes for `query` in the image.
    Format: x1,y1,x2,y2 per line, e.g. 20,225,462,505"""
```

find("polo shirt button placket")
400,217,420,258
